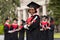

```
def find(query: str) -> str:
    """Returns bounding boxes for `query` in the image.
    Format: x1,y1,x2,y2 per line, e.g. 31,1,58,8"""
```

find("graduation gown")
10,24,18,40
39,21,50,40
26,15,40,40
19,25,25,40
48,19,54,40
4,23,11,40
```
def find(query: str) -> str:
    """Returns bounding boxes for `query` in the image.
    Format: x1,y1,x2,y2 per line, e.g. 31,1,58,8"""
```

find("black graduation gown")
26,15,40,40
48,19,54,40
39,22,50,40
4,24,11,40
19,25,25,40
10,24,18,40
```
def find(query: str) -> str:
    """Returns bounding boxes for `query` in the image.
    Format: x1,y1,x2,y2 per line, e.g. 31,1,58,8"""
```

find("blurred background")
0,0,60,39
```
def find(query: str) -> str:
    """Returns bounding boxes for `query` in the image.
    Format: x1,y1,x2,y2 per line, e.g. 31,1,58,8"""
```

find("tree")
0,0,20,24
48,0,60,32
48,0,60,25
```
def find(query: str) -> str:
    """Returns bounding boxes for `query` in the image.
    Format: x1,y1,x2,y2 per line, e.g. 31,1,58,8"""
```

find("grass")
54,33,60,38
0,24,4,35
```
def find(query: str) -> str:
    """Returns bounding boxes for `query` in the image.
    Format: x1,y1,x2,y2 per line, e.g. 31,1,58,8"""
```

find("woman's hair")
5,18,9,21
28,8,37,13
13,18,18,21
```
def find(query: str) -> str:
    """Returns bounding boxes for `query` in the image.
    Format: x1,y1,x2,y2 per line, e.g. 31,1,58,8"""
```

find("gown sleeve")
4,25,9,33
28,15,40,31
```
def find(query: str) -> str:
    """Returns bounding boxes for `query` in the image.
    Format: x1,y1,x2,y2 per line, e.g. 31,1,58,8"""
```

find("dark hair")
13,18,18,21
28,8,37,13
5,18,9,21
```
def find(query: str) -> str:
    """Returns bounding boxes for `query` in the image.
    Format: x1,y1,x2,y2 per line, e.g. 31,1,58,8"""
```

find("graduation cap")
27,2,41,9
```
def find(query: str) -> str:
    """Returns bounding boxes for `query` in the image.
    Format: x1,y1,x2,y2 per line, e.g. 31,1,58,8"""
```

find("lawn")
54,33,60,38
0,24,4,35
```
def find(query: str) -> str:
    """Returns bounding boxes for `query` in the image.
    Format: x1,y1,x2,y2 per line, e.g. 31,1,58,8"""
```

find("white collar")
5,22,9,24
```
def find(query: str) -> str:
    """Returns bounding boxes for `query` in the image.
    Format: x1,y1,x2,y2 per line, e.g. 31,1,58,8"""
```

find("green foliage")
0,0,20,24
0,0,20,34
48,0,60,25
12,0,20,7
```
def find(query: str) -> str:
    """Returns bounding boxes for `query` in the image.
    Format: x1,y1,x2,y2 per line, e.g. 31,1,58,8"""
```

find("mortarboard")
27,2,41,9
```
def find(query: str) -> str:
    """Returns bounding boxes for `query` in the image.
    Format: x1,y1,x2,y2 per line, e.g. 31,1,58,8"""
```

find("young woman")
4,18,11,40
48,17,54,40
40,17,50,31
40,16,50,40
10,18,18,40
26,2,40,40
19,20,25,40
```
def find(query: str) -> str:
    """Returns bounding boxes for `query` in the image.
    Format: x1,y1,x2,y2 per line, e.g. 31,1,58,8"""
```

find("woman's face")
42,18,47,21
29,8,36,15
13,20,17,23
42,17,45,20
7,20,10,23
